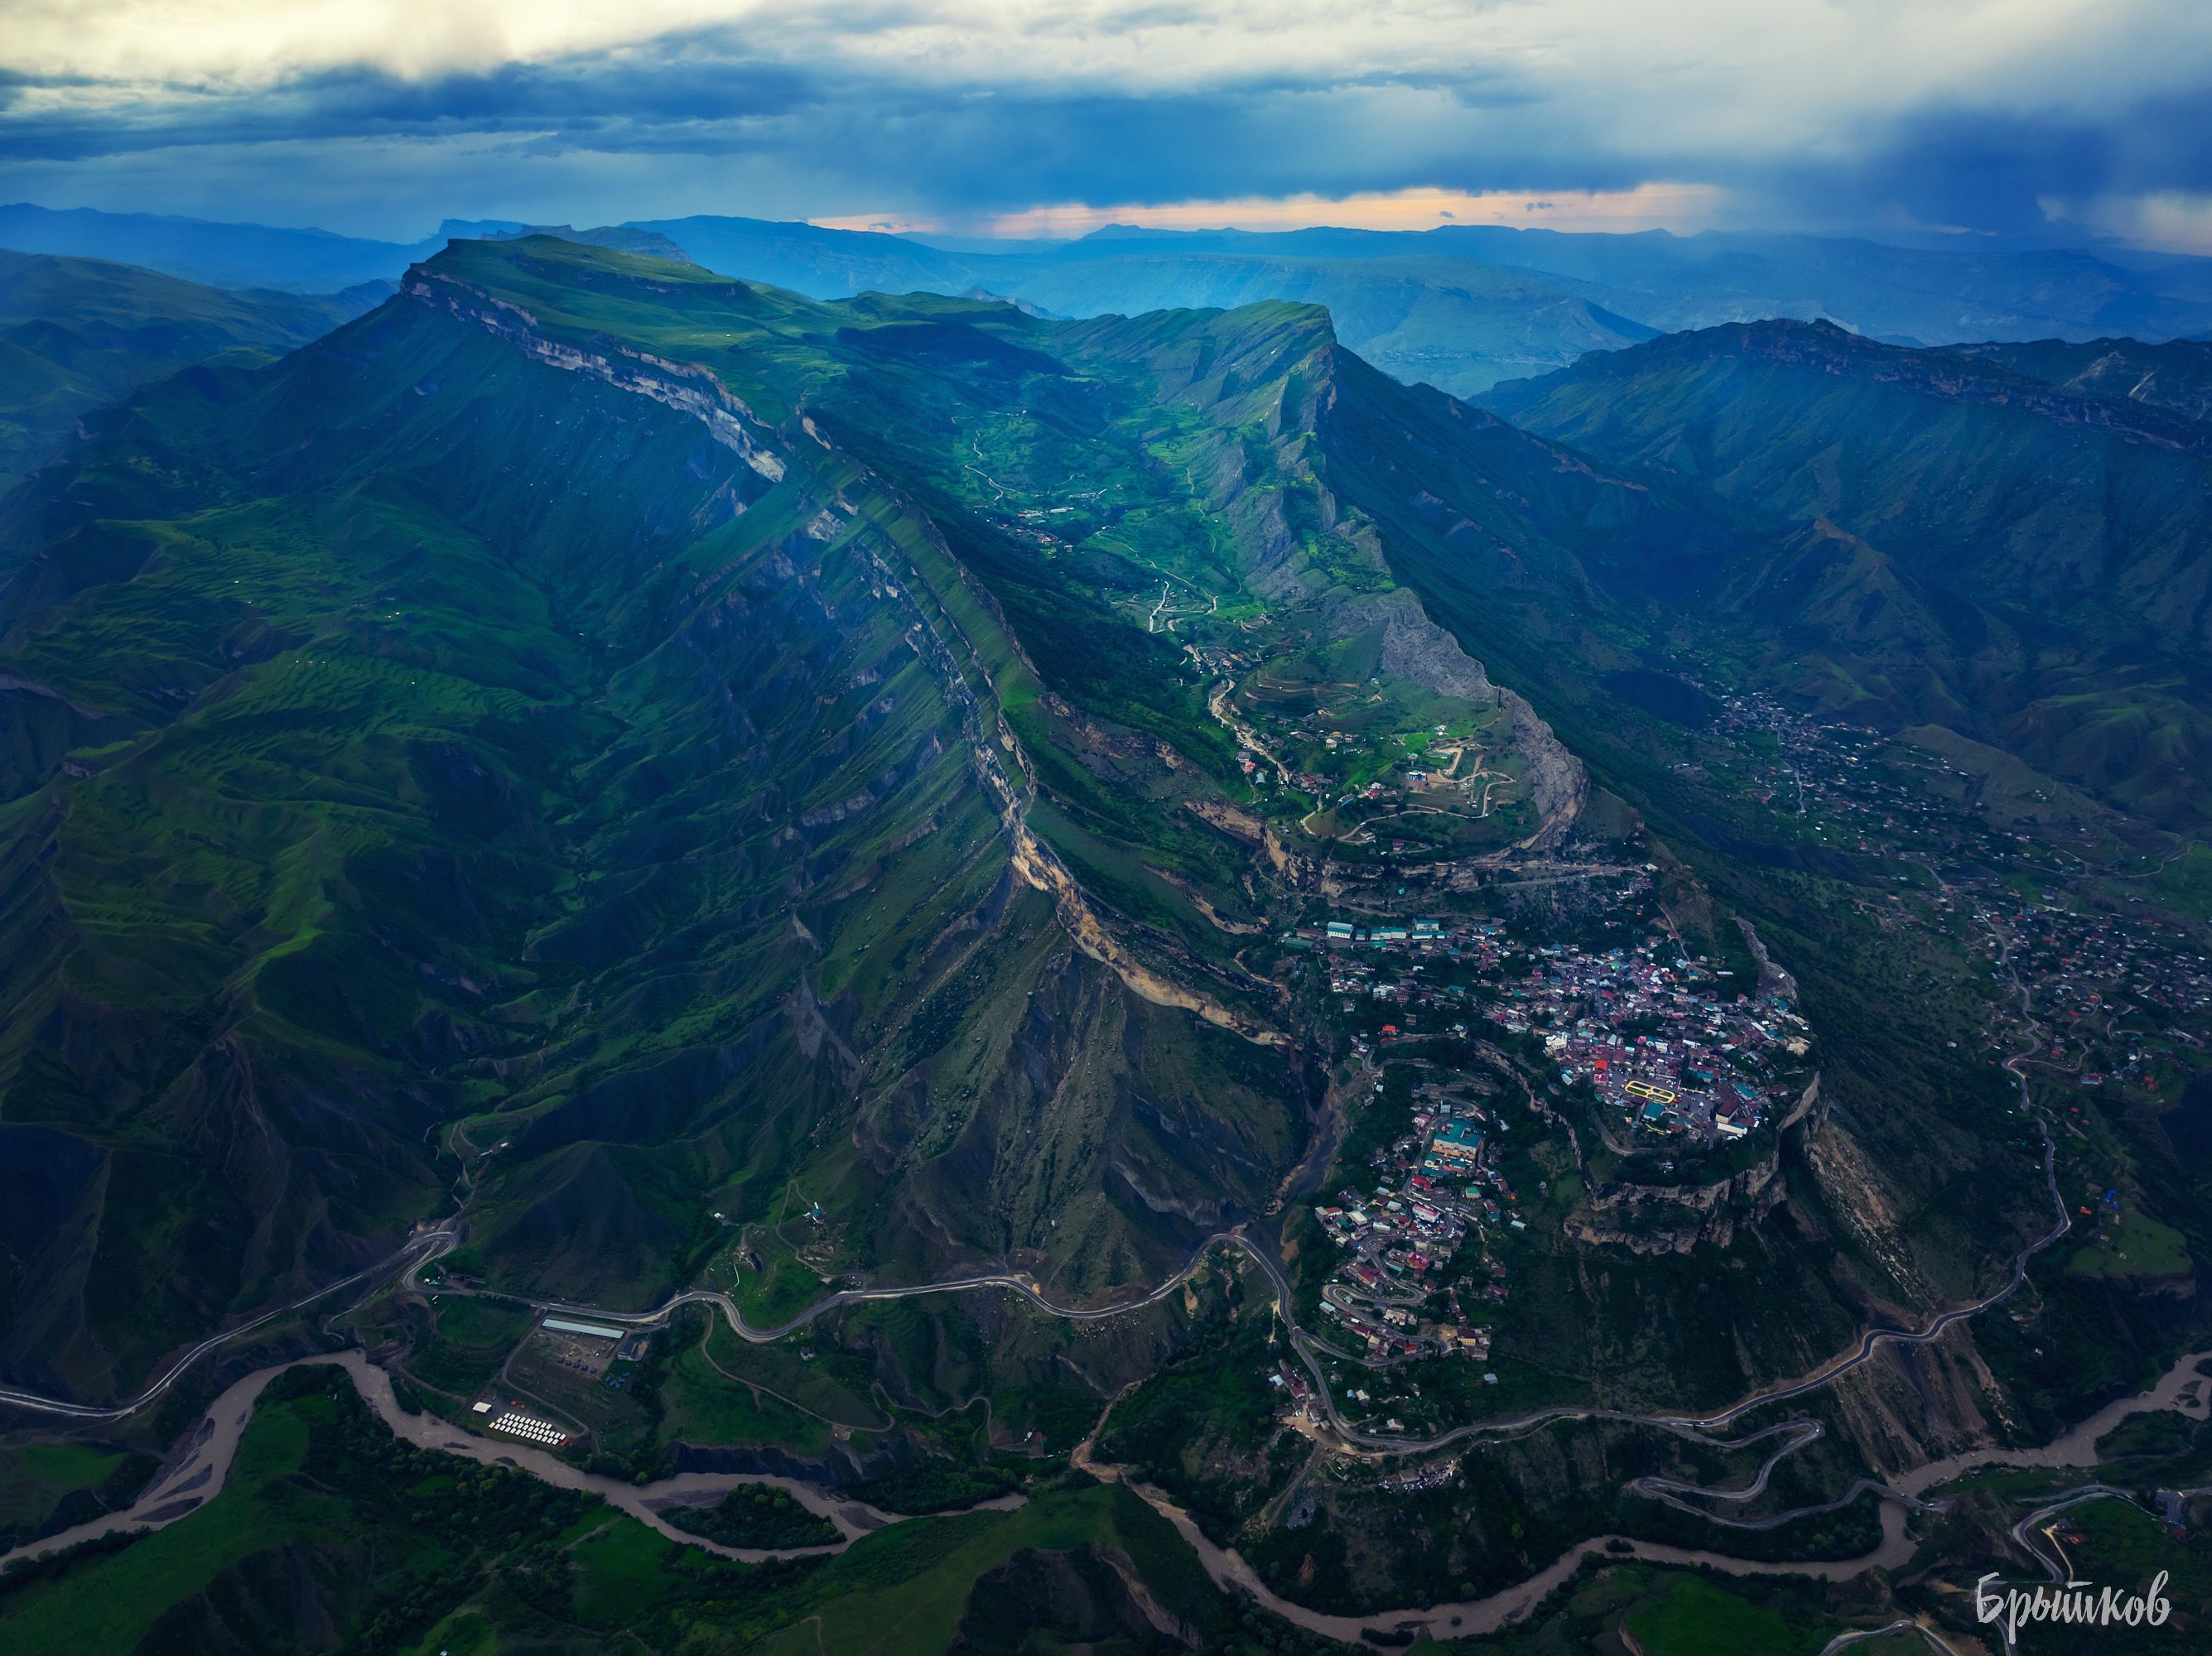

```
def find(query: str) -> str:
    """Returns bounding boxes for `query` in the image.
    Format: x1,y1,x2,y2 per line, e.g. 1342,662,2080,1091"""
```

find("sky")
3,1,2211,250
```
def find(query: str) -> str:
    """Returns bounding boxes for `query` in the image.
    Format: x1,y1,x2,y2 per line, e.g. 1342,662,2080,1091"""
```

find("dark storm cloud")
1742,90,2212,238
0,43,827,161
0,34,1645,213
3,11,2210,242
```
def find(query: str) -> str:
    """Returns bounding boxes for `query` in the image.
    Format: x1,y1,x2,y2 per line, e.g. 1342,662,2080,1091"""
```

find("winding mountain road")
1,845,2167,1655
0,936,2074,1516
0,1232,454,1423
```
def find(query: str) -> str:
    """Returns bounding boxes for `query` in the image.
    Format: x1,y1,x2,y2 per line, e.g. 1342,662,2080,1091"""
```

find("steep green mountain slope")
4,237,1599,1401
1478,319,2212,827
0,238,2120,1503
0,249,378,489
9,238,2187,1636
0,251,1283,1399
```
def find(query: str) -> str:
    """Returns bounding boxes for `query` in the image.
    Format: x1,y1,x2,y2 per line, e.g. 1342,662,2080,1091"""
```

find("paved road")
0,863,2146,1635
0,1232,454,1423
0,1037,2073,1534
421,1244,1225,1347
2008,1484,2146,1583
1817,1618,1966,1656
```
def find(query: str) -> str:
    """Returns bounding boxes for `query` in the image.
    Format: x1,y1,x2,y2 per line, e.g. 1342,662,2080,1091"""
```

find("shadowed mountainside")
1477,318,2212,829
0,238,1598,1401
2,239,2180,1432
0,248,379,491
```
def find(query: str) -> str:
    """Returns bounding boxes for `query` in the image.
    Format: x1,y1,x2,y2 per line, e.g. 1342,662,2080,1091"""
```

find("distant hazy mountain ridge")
11,204,2212,399
0,247,376,489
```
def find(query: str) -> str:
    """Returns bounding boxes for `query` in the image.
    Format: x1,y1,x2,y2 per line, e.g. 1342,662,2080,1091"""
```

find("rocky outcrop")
1314,581,1587,845
1564,1154,1786,1256
1737,917,1800,1004
1002,783,1290,1047
1366,586,1498,704
1564,1076,1822,1255
1500,686,1587,851
402,267,785,481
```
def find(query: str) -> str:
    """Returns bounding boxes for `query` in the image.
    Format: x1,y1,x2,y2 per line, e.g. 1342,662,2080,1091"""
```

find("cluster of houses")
1378,1458,1460,1494
1520,944,1810,1143
1309,1083,1508,1370
1698,679,2206,1106
1991,898,2212,1086
1294,904,1807,1147
1711,681,2212,1095
1283,883,1822,1398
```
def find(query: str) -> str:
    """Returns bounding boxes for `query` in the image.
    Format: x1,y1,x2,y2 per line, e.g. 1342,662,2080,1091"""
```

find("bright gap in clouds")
2046,190,2212,257
818,184,1729,241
